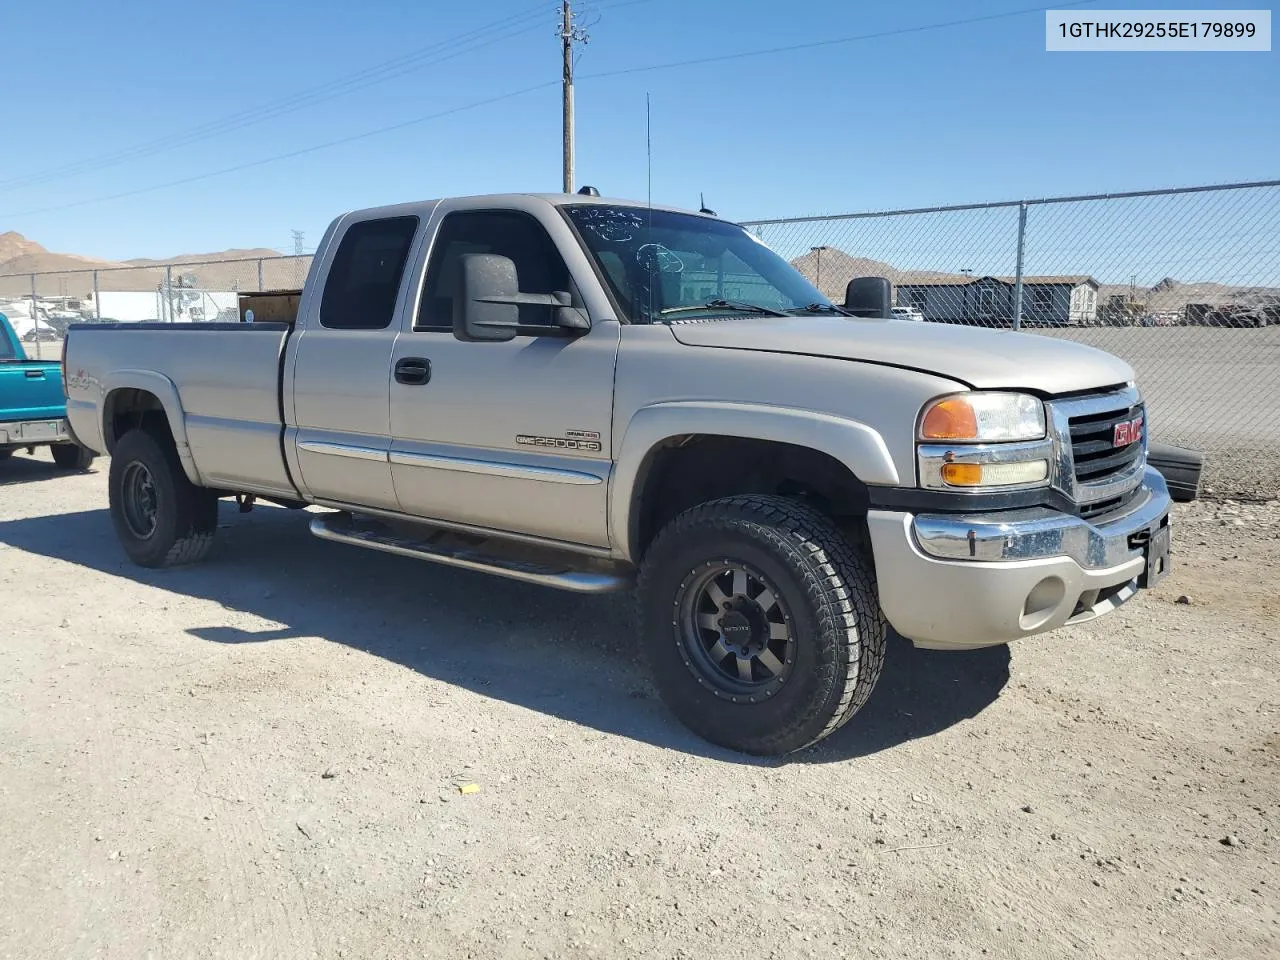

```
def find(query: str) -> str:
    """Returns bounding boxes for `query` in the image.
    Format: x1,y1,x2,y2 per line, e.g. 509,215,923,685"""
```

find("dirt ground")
1038,326,1280,500
1,451,1276,960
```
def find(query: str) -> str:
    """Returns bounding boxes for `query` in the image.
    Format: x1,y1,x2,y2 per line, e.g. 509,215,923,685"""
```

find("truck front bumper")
867,467,1173,651
0,418,71,447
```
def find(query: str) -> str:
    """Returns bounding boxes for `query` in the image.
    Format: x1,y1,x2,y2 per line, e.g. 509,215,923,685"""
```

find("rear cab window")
320,216,420,330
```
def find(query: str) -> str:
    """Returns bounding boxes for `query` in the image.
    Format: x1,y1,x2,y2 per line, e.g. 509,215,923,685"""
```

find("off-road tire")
51,442,95,471
109,428,218,568
637,495,887,756
0,448,13,461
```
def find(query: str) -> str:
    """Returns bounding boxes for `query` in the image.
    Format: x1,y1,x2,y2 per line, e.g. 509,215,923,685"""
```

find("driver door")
388,206,620,547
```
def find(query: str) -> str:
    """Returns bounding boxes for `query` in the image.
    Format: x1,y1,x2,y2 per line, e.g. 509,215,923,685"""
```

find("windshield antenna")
645,93,652,215
699,192,716,217
645,91,654,321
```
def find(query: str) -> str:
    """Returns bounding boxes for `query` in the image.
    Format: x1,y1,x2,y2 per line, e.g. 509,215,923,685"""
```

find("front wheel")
108,429,218,568
637,495,886,756
51,442,95,471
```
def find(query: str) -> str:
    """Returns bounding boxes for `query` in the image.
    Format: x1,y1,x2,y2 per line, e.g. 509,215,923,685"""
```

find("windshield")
564,205,829,324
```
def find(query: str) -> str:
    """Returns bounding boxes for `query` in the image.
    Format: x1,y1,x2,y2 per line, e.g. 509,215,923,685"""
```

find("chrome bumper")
0,418,71,446
912,467,1172,569
865,468,1173,651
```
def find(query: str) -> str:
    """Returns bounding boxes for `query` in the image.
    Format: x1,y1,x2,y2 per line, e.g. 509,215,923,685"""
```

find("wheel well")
632,436,870,558
104,389,173,453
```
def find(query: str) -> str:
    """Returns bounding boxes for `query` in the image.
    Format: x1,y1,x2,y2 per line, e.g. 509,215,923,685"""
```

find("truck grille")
1066,401,1146,518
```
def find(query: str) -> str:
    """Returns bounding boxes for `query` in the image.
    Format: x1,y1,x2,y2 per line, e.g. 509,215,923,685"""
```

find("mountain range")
0,232,292,296
3,231,1272,311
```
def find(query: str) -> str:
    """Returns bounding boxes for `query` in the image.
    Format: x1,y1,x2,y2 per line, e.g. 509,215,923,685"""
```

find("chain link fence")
0,255,312,362
3,181,1277,499
744,180,1280,500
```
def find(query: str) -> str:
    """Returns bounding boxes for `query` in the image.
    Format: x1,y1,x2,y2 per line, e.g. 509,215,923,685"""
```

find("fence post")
29,274,41,360
1011,202,1027,331
165,264,173,322
93,270,101,320
257,258,264,291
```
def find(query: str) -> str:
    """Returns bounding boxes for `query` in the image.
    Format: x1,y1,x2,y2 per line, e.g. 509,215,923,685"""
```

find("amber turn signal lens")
941,460,1048,487
921,397,979,440
940,462,984,485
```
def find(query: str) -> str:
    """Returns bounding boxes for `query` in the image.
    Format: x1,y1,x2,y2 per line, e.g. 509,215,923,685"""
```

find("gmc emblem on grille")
1113,415,1144,448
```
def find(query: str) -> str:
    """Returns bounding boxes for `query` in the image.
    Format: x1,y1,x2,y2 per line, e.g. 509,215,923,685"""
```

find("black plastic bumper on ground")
1148,441,1204,503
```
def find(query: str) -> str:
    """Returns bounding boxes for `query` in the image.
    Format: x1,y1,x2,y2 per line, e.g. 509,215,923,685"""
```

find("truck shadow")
0,504,1009,765
0,453,98,486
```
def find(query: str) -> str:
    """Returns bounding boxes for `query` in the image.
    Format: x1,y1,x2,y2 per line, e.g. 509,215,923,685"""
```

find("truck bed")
64,322,296,494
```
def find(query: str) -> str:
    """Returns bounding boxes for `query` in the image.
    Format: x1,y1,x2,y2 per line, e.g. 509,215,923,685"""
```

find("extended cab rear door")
286,214,420,511
387,200,620,547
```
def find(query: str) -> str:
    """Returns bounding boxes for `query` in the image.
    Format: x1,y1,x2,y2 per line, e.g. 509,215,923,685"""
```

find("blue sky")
1,0,1275,260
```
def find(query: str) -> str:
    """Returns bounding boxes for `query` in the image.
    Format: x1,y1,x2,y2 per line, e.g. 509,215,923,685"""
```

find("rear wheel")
637,495,886,756
51,442,95,471
109,428,218,567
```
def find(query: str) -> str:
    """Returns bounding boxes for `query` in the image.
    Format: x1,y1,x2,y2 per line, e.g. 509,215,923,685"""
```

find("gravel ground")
1036,327,1280,501
1,452,1277,960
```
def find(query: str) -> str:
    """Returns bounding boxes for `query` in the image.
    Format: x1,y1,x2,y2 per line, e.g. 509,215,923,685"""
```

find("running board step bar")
309,513,632,594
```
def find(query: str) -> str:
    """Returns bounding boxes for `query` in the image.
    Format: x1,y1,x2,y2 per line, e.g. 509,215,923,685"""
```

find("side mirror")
844,276,893,319
455,254,520,342
454,253,591,341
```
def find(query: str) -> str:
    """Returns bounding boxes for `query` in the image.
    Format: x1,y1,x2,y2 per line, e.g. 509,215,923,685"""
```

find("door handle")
25,370,45,379
394,357,431,386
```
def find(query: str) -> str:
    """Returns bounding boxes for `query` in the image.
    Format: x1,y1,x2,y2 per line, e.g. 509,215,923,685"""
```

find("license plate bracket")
1140,522,1172,588
17,421,60,441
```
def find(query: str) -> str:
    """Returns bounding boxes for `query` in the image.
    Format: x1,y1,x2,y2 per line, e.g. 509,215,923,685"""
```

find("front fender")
609,400,899,561
101,370,203,486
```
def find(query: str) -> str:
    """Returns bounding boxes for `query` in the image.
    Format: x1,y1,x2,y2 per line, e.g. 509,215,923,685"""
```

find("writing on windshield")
564,205,828,324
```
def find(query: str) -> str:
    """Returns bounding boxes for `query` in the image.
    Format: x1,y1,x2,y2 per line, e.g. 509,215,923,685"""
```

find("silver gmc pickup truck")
64,192,1172,755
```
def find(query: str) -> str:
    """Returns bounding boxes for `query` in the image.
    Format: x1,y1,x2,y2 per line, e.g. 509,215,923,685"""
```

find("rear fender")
102,371,202,486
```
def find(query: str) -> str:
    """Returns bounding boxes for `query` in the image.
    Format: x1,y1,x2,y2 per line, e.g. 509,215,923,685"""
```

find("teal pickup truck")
1,311,95,469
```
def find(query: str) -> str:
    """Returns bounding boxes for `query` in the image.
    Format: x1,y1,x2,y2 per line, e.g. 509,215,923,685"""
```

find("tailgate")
0,361,65,424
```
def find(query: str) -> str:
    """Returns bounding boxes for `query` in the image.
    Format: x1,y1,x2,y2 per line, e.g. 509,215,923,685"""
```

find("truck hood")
667,316,1134,395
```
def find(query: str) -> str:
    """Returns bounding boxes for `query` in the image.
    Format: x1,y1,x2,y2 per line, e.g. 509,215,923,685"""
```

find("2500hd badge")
516,431,603,452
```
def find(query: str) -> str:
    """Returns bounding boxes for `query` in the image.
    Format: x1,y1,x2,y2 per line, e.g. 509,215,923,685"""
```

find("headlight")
920,392,1046,442
917,391,1052,491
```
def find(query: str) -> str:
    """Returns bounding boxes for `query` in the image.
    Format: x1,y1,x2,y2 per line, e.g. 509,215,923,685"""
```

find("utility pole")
291,230,305,256
560,1,589,193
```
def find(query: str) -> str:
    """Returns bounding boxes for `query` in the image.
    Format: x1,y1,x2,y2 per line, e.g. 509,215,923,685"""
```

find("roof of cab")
339,193,721,223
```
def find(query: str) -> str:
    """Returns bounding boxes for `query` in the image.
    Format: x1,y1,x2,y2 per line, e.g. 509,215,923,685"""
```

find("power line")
578,0,1100,81
1,0,1093,219
1,0,660,195
0,3,555,193
0,81,559,218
